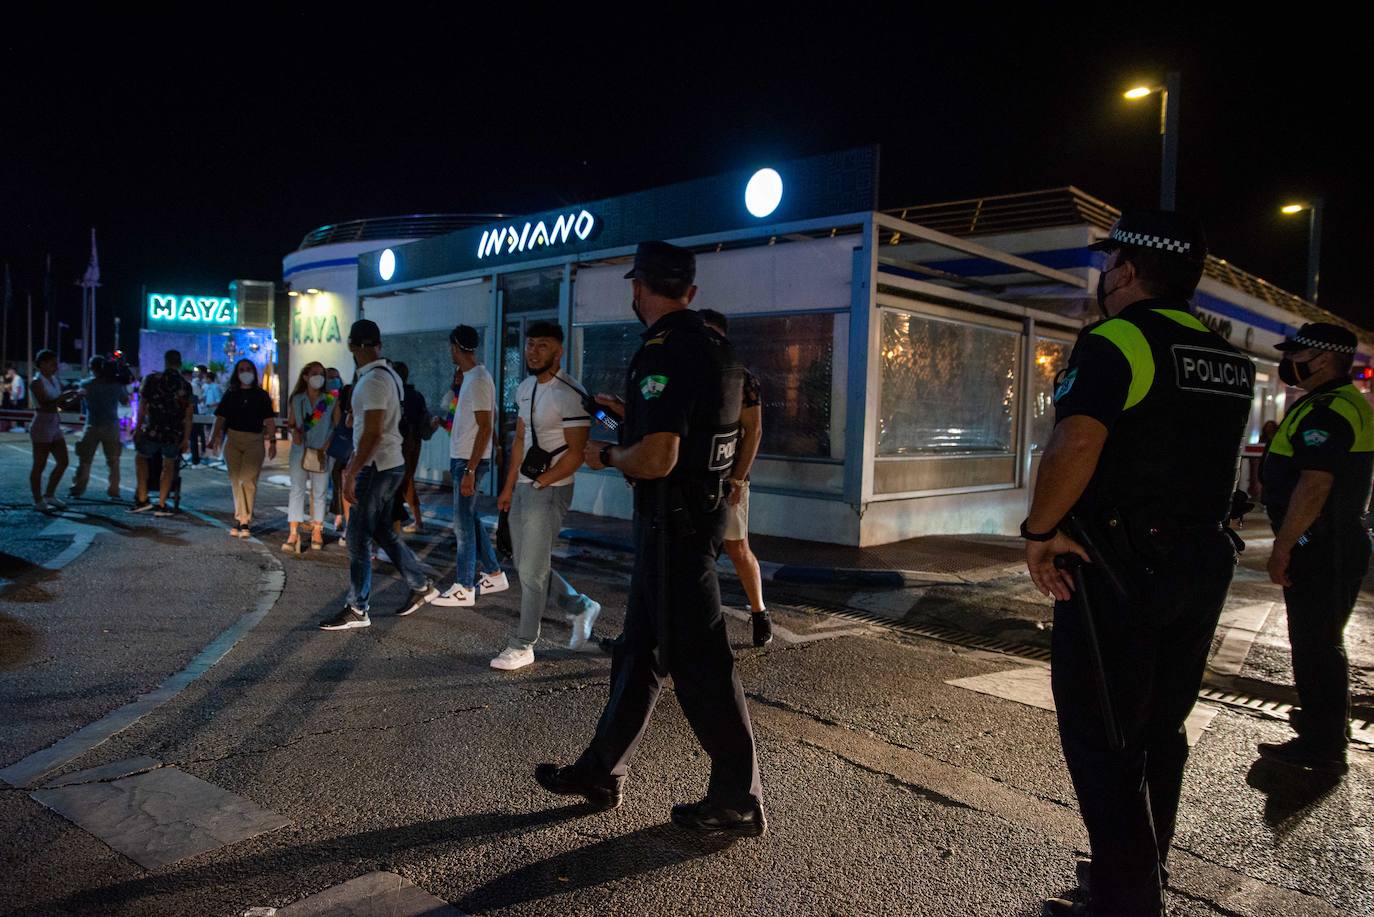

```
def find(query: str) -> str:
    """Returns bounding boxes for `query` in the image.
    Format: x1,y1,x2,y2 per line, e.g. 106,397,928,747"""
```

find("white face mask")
308,374,325,390
238,371,255,386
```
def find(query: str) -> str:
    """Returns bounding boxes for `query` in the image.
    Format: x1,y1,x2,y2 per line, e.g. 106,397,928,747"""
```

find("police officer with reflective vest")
1023,212,1254,917
1257,322,1372,775
535,241,765,836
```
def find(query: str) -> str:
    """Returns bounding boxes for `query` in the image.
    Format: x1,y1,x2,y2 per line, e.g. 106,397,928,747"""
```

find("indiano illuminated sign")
148,293,237,326
476,209,597,261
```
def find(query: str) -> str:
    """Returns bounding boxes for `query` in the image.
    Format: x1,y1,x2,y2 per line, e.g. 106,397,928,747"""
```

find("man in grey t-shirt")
320,320,436,631
69,355,129,500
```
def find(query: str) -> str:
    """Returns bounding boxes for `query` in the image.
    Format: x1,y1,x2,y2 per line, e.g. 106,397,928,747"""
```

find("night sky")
2,13,1364,366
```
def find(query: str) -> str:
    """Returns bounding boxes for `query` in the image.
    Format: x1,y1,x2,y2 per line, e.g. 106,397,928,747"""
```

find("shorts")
136,437,181,460
724,480,750,541
28,412,63,444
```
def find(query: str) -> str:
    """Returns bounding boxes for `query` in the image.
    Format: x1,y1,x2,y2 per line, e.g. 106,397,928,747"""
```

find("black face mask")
1279,355,1318,386
631,295,646,327
1095,264,1120,318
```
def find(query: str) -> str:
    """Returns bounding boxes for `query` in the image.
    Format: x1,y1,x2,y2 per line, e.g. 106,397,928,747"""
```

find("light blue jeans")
289,445,333,524
451,458,501,588
346,465,428,613
509,482,596,651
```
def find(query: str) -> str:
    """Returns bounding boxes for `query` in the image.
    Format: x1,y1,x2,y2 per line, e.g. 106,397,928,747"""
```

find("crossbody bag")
519,376,568,480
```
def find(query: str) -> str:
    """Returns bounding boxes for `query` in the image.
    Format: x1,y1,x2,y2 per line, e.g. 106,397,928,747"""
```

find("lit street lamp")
1280,198,1323,304
1124,71,1182,210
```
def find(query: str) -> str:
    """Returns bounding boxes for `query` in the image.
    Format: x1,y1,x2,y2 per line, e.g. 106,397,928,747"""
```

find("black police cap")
1276,322,1359,355
623,240,695,284
1089,209,1207,264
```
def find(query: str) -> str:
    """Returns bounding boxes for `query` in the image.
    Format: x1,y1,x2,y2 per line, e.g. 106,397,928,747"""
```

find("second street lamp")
1281,198,1324,304
1124,71,1182,210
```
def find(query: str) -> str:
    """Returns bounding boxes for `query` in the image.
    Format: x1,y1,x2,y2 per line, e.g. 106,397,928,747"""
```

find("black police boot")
534,762,624,810
670,798,767,837
1257,736,1348,774
752,610,773,647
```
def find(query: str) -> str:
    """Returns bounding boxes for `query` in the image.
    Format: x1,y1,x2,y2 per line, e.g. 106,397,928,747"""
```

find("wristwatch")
600,445,614,468
463,467,476,476
1019,518,1058,542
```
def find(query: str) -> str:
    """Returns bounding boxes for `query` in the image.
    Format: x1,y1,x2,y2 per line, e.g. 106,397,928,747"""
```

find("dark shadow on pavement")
31,805,593,915
0,611,40,669
1245,756,1342,835
457,823,737,914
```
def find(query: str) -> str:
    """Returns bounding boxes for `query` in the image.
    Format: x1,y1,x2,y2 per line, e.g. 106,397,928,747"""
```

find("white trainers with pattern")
433,583,476,607
490,646,534,671
477,571,509,594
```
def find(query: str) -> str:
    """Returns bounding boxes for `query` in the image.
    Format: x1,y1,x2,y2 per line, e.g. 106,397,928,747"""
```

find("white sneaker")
373,547,392,564
477,571,510,594
568,600,602,650
33,499,51,513
490,646,534,671
44,495,68,511
432,583,476,607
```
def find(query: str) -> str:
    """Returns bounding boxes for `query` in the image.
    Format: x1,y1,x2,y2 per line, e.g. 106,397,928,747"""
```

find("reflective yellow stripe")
1090,318,1154,410
1152,308,1212,333
1329,384,1374,451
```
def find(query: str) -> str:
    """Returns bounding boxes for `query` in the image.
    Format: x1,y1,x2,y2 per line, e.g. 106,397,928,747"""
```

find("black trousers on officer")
1051,531,1234,917
1282,529,1369,753
574,502,762,809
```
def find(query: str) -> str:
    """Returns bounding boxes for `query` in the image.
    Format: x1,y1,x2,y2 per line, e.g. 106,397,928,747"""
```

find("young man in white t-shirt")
320,320,437,630
492,321,601,670
433,324,507,607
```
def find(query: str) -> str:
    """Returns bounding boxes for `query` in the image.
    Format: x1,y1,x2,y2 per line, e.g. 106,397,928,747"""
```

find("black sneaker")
670,798,767,837
1257,737,1348,774
395,582,439,617
319,607,370,630
752,611,773,647
534,762,624,810
129,500,154,514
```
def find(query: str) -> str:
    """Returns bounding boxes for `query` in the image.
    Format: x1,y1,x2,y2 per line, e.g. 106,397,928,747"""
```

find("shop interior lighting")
379,248,396,281
745,168,783,218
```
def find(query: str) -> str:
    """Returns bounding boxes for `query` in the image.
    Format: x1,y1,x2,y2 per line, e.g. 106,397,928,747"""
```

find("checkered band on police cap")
1277,322,1359,355
1107,227,1192,254
1089,209,1207,262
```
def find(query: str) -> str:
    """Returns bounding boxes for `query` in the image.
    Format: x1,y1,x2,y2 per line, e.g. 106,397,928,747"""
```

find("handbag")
518,378,568,480
302,446,328,473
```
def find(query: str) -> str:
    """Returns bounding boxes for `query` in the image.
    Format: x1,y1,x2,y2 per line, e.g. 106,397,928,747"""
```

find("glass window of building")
878,309,1019,456
1031,337,1072,453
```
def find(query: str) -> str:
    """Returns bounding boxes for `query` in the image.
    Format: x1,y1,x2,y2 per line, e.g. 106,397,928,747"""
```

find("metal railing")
885,188,1371,344
297,214,508,250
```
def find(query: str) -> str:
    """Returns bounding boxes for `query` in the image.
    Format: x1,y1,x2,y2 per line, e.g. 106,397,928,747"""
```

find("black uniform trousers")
575,495,762,809
1282,529,1369,752
1051,531,1234,917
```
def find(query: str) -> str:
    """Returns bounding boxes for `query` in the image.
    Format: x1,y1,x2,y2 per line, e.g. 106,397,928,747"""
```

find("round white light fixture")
745,168,783,218
379,248,396,281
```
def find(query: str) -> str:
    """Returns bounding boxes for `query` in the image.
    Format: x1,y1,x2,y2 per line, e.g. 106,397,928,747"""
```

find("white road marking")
946,666,1219,746
1208,602,1276,676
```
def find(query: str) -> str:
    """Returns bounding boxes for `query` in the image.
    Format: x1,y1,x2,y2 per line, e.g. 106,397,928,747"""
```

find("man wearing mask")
1023,212,1253,916
534,241,764,837
319,320,436,630
1257,323,1373,776
492,321,600,669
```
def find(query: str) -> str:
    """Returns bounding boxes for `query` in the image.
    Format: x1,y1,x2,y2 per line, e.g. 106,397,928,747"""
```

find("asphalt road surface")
1,436,1369,916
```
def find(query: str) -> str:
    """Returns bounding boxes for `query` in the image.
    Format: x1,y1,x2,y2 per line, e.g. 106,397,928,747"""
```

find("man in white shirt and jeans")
493,321,601,670
433,324,508,607
320,320,437,630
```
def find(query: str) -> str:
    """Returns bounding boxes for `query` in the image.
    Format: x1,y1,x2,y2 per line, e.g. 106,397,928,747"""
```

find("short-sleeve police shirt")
1053,330,1132,430
624,311,702,443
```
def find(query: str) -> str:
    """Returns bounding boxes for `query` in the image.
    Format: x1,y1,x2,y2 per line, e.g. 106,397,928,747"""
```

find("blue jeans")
346,464,428,613
451,458,501,588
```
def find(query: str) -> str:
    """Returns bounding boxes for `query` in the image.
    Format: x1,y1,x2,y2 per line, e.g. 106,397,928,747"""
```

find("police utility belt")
1076,505,1230,595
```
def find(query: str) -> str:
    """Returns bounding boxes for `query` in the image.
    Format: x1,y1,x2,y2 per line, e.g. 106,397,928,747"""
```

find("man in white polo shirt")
433,324,508,607
320,320,437,630
492,321,601,670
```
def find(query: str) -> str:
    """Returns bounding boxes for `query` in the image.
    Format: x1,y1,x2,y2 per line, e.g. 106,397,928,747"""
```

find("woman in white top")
28,349,72,512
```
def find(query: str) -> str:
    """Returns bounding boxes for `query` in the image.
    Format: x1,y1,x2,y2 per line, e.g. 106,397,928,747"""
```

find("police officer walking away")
534,241,765,836
1257,322,1372,775
1022,212,1253,916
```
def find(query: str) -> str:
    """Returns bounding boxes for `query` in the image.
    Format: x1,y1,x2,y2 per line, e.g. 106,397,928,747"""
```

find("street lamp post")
1125,71,1182,210
1281,198,1324,304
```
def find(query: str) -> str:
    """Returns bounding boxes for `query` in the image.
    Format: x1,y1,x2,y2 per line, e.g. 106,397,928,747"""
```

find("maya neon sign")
475,209,597,261
148,293,237,325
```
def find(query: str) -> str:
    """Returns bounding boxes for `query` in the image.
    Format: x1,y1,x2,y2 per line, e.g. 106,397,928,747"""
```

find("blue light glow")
379,248,396,281
745,168,783,218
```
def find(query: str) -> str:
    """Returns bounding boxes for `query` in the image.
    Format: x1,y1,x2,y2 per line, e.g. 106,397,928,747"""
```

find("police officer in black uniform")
534,241,765,836
1257,322,1373,775
1023,212,1254,916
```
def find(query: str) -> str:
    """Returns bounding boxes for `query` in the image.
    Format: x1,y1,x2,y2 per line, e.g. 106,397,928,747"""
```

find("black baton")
653,480,671,678
1055,553,1124,752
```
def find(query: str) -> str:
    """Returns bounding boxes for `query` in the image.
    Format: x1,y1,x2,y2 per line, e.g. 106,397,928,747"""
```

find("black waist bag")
519,379,568,479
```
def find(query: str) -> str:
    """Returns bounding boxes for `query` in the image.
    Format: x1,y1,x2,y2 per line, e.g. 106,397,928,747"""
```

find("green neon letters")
148,293,237,325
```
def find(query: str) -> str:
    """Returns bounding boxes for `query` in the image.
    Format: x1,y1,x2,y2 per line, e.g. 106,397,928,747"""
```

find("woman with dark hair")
324,367,354,542
283,361,339,551
209,358,277,536
28,349,72,511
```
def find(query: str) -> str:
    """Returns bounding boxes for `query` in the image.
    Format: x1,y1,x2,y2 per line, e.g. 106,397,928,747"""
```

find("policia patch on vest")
1171,345,1253,399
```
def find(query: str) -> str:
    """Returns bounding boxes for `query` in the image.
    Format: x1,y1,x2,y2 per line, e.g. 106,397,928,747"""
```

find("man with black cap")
1023,211,1254,916
1257,322,1372,775
533,240,765,836
320,319,437,630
